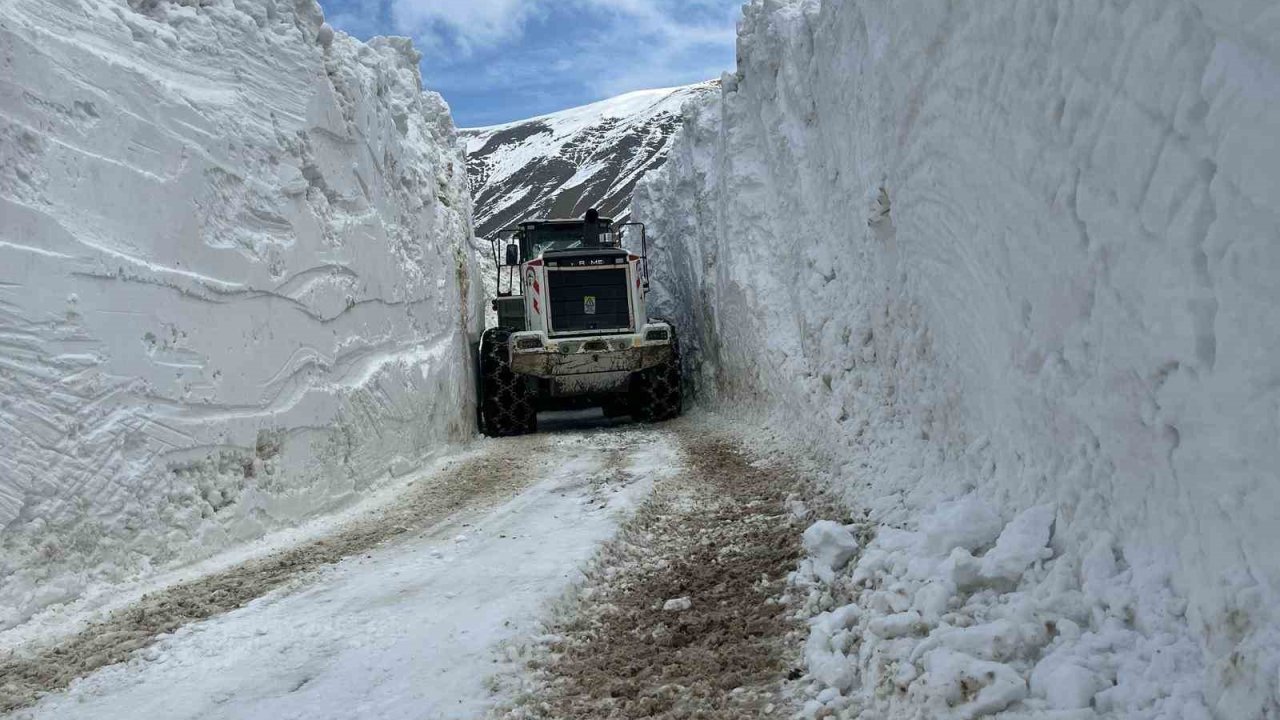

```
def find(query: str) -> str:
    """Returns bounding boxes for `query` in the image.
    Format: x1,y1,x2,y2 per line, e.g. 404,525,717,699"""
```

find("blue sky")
317,0,743,128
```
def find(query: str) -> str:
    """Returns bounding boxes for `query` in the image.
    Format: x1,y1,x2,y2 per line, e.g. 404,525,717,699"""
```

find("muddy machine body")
479,213,681,436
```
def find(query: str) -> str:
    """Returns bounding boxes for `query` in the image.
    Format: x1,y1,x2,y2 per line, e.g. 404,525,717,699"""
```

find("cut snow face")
635,0,1280,716
0,0,481,631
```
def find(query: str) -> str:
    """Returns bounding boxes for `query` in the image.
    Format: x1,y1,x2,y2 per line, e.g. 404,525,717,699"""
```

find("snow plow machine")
478,210,681,437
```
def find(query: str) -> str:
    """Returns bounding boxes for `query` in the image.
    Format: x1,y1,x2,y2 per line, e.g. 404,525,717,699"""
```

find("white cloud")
567,0,740,96
322,0,388,39
391,0,541,53
390,0,737,58
374,0,740,122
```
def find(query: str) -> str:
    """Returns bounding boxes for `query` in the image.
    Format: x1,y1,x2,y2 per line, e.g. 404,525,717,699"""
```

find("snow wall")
0,0,482,629
636,0,1280,716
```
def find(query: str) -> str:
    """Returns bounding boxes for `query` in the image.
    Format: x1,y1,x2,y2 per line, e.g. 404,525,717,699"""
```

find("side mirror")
504,243,520,266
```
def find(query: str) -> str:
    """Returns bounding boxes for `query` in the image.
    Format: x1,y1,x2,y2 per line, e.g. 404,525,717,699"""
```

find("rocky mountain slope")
462,82,718,241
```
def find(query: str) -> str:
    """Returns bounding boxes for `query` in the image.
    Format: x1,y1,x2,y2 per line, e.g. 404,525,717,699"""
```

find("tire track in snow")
0,436,552,714
496,427,815,719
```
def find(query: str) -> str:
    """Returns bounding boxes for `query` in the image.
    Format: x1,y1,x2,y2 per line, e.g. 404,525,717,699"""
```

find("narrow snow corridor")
4,425,679,719
2,0,1276,716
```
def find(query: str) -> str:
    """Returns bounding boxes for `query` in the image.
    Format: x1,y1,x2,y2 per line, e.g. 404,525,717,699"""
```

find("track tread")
480,328,537,437
630,329,683,423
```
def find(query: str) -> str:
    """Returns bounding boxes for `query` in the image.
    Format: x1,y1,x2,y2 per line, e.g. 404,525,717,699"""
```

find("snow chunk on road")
916,648,1027,719
920,496,1003,557
662,597,693,612
804,604,860,692
1030,661,1107,711
801,520,859,582
868,610,926,640
979,504,1056,583
911,619,1031,664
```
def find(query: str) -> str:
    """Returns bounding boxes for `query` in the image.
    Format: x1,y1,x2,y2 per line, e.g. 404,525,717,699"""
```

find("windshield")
522,223,614,257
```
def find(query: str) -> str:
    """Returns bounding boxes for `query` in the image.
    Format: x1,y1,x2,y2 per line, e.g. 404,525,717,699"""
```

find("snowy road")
6,421,680,720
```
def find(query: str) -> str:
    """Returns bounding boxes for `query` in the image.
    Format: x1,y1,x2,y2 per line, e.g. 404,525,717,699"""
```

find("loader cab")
513,217,617,262
493,217,616,331
490,213,651,333
479,211,679,438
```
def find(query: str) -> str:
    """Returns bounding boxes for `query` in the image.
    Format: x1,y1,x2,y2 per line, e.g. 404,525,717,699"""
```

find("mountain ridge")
462,81,719,241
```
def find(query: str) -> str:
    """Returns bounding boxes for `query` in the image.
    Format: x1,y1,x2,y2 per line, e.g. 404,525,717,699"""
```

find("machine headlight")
515,336,544,350
644,328,670,342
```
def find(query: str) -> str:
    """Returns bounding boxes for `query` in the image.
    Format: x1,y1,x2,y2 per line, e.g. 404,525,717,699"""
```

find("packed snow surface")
0,0,481,630
637,0,1280,717
12,428,671,719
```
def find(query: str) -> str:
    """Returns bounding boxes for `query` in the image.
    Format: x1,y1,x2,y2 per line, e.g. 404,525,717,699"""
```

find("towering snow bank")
636,0,1280,716
0,0,481,628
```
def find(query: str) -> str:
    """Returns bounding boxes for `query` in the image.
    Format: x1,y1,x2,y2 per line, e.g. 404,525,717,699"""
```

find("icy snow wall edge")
636,0,1280,716
0,0,482,629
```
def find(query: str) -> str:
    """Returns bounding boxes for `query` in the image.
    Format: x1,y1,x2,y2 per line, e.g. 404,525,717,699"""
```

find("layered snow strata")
0,0,481,629
637,0,1280,716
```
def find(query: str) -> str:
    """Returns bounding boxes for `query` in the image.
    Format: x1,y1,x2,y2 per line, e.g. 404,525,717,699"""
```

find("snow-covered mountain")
462,82,718,240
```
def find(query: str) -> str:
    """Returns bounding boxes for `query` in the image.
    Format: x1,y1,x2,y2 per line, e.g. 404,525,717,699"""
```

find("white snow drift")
637,0,1280,717
0,0,481,630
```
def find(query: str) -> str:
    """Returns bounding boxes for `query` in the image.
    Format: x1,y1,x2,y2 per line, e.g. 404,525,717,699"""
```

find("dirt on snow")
497,430,818,719
0,438,546,714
